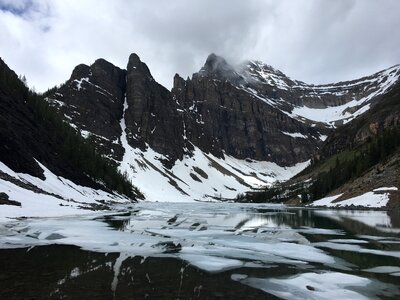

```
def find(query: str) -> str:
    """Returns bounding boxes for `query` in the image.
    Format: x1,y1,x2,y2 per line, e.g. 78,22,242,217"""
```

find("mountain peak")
198,53,247,86
201,53,232,74
70,64,91,81
127,53,152,78
92,58,118,70
128,53,141,66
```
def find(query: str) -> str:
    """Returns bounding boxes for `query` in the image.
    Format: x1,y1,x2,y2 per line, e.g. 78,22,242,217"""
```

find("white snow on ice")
233,271,376,300
1,202,399,298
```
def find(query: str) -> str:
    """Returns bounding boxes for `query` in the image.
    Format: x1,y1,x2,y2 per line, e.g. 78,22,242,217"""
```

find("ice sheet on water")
296,226,345,235
0,203,337,271
232,271,400,300
1,203,399,298
180,254,243,273
314,242,400,258
328,238,369,244
363,266,400,274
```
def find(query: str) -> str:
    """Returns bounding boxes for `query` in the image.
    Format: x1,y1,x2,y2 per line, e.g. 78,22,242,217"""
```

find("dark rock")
152,241,182,253
167,215,178,224
0,192,9,200
46,53,400,171
45,233,66,240
46,58,127,162
0,192,21,206
172,62,321,164
125,54,186,166
189,173,202,182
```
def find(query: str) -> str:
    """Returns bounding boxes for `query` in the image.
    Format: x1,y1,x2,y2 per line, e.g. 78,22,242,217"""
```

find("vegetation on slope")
0,59,142,199
241,126,400,203
30,93,141,198
241,82,400,204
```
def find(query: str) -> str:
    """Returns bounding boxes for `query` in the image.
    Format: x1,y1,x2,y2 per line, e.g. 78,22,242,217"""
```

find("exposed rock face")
125,54,185,165
47,53,400,167
172,60,321,164
45,53,400,200
0,192,21,206
48,59,127,162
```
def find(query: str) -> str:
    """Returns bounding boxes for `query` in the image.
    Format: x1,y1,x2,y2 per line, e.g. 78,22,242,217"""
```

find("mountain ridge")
42,53,400,202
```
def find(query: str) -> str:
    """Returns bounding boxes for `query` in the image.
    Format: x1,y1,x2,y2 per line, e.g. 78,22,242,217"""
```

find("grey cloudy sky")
0,0,399,92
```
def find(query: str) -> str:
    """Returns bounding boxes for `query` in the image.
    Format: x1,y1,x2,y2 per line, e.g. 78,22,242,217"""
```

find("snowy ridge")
292,65,400,125
0,160,130,220
238,62,400,127
282,131,308,139
243,60,294,90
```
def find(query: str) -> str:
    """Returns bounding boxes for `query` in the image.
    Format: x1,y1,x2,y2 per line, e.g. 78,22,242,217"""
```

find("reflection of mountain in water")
0,204,399,299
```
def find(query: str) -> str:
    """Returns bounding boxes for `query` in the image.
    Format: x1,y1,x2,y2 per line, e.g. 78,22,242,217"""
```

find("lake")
0,202,400,299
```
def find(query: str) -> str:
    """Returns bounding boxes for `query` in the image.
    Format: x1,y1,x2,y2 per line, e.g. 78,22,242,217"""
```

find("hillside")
0,58,142,219
244,82,400,207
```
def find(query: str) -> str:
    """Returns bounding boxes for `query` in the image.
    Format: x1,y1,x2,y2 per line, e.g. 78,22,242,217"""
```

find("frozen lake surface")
1,202,400,299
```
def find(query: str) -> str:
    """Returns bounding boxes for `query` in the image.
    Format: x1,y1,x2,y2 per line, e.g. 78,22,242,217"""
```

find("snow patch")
282,131,308,139
311,190,391,208
117,97,309,202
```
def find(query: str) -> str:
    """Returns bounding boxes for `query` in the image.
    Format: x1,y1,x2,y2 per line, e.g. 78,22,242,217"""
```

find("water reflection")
0,203,399,299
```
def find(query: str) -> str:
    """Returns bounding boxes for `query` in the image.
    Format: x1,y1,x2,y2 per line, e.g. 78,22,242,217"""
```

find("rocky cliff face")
125,54,186,165
0,58,120,190
45,53,400,201
172,55,322,165
0,58,140,215
47,58,127,162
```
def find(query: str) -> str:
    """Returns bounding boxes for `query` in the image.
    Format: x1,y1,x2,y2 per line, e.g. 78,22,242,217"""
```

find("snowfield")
117,93,310,202
310,187,398,208
0,161,130,221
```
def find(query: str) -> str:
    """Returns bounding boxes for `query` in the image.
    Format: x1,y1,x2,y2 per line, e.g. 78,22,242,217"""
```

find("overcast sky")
1,0,399,92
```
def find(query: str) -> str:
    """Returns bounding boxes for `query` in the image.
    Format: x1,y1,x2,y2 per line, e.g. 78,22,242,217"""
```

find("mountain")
306,80,400,207
0,58,141,218
245,80,400,207
44,53,400,202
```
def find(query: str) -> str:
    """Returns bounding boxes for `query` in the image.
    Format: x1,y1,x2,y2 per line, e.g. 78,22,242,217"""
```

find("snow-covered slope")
118,145,308,202
0,160,130,220
310,187,398,208
118,96,308,202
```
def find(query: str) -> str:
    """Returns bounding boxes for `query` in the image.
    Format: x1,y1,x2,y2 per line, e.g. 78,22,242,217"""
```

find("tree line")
29,92,142,199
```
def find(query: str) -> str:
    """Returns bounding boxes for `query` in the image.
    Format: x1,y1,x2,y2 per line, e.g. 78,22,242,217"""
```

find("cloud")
0,0,399,92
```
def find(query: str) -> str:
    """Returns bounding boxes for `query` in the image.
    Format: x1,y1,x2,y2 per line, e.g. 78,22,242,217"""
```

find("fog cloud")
0,0,399,91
